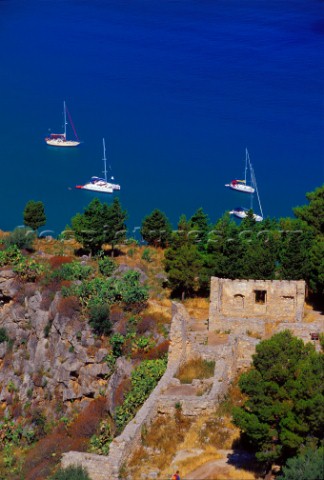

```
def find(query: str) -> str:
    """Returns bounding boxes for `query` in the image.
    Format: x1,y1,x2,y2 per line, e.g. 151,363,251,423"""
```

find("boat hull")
230,209,263,222
81,184,114,194
225,183,255,194
45,138,80,147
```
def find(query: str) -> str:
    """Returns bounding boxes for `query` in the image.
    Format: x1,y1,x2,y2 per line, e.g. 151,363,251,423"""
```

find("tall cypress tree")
189,207,210,251
103,197,127,256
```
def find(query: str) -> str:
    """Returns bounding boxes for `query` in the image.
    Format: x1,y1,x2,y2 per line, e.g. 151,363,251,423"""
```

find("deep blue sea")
0,0,323,238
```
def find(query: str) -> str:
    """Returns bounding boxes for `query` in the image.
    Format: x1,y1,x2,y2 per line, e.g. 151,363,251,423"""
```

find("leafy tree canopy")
233,331,324,467
103,197,127,254
277,446,324,480
189,207,210,250
278,218,312,281
164,243,202,299
306,235,324,295
23,200,46,232
293,184,324,235
140,209,172,248
71,198,127,256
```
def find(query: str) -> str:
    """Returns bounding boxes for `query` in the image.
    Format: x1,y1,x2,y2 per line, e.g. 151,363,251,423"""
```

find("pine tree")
140,209,172,248
233,331,324,469
293,184,324,235
278,218,312,280
164,243,202,300
189,207,210,251
23,200,46,232
103,197,127,256
71,198,127,256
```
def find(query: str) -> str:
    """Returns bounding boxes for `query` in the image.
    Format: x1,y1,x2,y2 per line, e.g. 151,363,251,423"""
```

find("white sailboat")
45,101,80,147
229,207,263,222
225,149,255,193
229,149,264,222
76,138,121,194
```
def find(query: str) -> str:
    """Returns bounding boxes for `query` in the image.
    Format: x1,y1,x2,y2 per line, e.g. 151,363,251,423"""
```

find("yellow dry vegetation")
183,297,209,320
176,358,215,383
126,400,244,480
303,303,319,323
174,445,222,477
146,298,172,315
264,321,277,338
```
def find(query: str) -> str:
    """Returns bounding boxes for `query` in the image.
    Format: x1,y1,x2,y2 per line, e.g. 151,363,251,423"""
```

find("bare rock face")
107,357,133,412
0,280,113,417
0,269,20,303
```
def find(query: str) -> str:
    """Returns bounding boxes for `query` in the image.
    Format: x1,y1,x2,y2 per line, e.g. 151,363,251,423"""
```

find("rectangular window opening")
254,290,267,304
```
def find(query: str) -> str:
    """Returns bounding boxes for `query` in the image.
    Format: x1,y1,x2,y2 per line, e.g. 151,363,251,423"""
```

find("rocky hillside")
0,241,171,479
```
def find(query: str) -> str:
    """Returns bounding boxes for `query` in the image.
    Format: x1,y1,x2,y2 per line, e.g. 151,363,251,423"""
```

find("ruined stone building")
209,277,306,334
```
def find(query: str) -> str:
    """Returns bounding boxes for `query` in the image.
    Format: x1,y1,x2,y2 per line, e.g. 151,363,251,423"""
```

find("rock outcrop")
0,270,114,416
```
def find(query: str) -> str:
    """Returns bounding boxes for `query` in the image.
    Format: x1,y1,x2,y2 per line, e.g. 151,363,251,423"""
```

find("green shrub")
44,320,53,339
98,257,117,276
0,246,23,267
116,270,149,306
0,328,9,343
125,238,138,246
115,358,167,432
132,335,156,353
50,465,91,480
89,420,112,455
110,333,125,357
141,248,153,262
3,227,36,250
63,270,148,312
52,261,93,281
88,303,112,335
13,257,44,281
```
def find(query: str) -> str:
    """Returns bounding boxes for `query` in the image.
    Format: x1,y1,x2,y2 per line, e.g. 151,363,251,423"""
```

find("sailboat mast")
63,101,67,139
102,138,108,182
245,148,248,184
250,163,264,219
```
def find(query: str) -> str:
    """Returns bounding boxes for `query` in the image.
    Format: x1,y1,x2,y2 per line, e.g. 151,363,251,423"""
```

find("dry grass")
124,375,251,480
176,358,215,384
34,237,81,257
174,445,222,477
144,300,172,327
184,297,209,320
127,411,193,478
264,321,277,338
303,303,321,323
245,329,262,340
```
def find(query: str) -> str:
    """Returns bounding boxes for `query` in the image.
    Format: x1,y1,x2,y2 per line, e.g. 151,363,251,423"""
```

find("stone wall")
61,304,260,479
61,278,321,480
209,277,305,330
62,302,189,480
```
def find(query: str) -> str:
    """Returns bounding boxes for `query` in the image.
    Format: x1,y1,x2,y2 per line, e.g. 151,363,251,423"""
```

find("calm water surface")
0,0,323,236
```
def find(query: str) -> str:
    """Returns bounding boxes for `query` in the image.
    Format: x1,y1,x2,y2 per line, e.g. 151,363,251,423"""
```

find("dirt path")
185,450,257,480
